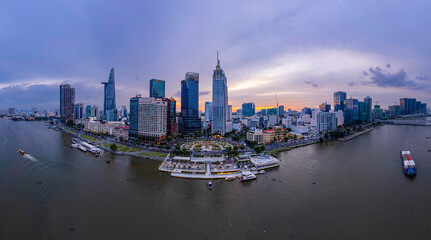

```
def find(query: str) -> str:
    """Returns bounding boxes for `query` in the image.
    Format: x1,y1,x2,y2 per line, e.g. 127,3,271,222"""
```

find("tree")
110,144,118,151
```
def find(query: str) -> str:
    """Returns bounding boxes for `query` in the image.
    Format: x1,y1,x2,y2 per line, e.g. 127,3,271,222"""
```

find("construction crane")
350,90,359,99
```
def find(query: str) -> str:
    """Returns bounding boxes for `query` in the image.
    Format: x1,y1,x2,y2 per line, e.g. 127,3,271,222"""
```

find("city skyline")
1,1,431,110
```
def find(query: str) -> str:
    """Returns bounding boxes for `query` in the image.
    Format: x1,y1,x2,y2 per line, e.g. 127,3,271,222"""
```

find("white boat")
240,171,257,182
225,176,236,181
77,145,87,152
71,143,78,148
259,170,265,174
208,181,212,190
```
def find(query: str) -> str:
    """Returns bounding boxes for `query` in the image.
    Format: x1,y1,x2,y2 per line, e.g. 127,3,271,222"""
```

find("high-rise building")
205,101,213,121
168,97,177,135
179,72,201,135
364,96,372,121
74,103,84,120
101,68,117,121
91,105,99,118
228,105,232,121
212,52,229,135
334,91,347,111
149,79,165,98
345,98,359,121
319,102,331,112
302,107,312,115
129,95,141,140
242,102,255,117
358,102,367,122
261,109,267,116
373,105,383,120
86,105,92,118
121,105,127,119
59,84,75,122
278,105,285,117
8,107,15,115
317,112,337,134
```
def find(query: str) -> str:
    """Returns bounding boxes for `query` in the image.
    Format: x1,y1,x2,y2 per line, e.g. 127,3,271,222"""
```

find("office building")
74,103,84,120
59,84,75,122
359,102,367,122
212,52,229,135
345,98,359,121
128,96,168,141
373,105,383,120
86,105,92,118
317,112,337,134
101,68,117,121
364,96,372,121
319,102,331,112
179,72,201,135
149,79,165,98
334,91,347,111
8,107,15,115
228,105,232,121
278,105,284,117
205,101,213,121
242,102,255,117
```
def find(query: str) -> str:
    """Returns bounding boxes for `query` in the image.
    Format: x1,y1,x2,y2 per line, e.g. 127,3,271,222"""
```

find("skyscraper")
149,79,165,98
319,102,331,112
86,105,92,118
205,101,213,121
317,112,337,134
334,91,347,111
345,98,359,121
212,52,228,135
242,102,255,117
59,84,75,122
364,96,372,121
74,103,84,120
101,68,117,121
228,105,232,121
179,72,201,135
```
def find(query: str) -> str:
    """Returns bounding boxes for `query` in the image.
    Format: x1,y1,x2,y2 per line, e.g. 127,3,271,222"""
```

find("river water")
1,119,431,240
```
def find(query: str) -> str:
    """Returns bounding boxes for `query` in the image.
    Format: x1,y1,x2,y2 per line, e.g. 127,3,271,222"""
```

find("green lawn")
138,151,168,158
81,134,99,142
64,128,76,134
129,147,142,152
119,146,130,152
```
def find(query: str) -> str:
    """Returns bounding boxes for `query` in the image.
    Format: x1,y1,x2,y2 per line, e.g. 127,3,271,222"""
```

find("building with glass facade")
101,68,117,121
86,105,92,118
242,102,255,117
179,72,201,135
345,98,359,121
149,79,165,98
364,96,372,121
59,84,75,122
212,53,228,135
319,102,331,112
359,101,367,122
317,112,337,134
74,103,84,120
205,101,213,121
334,91,347,111
278,105,284,117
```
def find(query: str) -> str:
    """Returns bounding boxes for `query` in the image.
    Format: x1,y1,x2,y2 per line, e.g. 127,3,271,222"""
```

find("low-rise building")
113,126,129,141
83,118,126,135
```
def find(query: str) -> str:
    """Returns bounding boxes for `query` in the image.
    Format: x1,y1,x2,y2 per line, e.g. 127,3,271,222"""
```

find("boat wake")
23,154,38,162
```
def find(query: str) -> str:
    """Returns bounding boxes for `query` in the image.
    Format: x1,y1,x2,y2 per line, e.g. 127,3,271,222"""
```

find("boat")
240,171,257,182
17,149,26,155
71,143,78,148
401,151,416,176
208,181,212,190
77,145,87,152
259,170,265,174
225,176,236,181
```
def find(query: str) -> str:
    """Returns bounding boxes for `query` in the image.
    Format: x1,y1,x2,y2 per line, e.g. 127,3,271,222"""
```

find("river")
1,119,431,239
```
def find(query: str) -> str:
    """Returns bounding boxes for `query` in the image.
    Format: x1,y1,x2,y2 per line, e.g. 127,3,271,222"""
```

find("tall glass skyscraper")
212,52,228,135
334,91,347,111
345,98,359,121
205,101,213,121
149,79,165,98
364,96,372,121
179,72,201,135
101,68,117,121
242,102,255,117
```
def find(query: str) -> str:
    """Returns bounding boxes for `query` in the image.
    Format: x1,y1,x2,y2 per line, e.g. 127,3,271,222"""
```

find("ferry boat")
208,181,212,190
240,171,257,182
400,151,417,176
17,149,26,155
77,145,87,152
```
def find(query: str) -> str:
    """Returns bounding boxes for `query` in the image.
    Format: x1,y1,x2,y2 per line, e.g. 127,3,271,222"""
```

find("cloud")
348,82,356,86
386,63,391,68
199,91,210,96
304,81,320,88
363,66,423,89
362,71,369,76
415,75,428,81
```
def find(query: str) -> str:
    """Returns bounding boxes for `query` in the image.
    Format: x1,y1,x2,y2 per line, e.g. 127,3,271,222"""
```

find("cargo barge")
400,151,416,176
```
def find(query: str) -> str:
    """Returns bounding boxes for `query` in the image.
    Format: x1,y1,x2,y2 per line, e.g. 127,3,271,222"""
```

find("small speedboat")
225,176,236,181
18,149,26,155
259,170,265,174
208,181,212,190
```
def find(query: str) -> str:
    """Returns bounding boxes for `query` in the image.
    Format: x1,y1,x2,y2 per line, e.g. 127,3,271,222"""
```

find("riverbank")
59,126,168,161
338,127,374,142
269,141,319,155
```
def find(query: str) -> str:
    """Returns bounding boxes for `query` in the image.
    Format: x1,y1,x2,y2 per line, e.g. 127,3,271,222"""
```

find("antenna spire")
217,50,220,67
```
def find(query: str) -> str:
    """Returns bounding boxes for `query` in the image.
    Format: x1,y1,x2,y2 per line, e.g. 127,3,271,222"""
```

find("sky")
1,0,431,111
